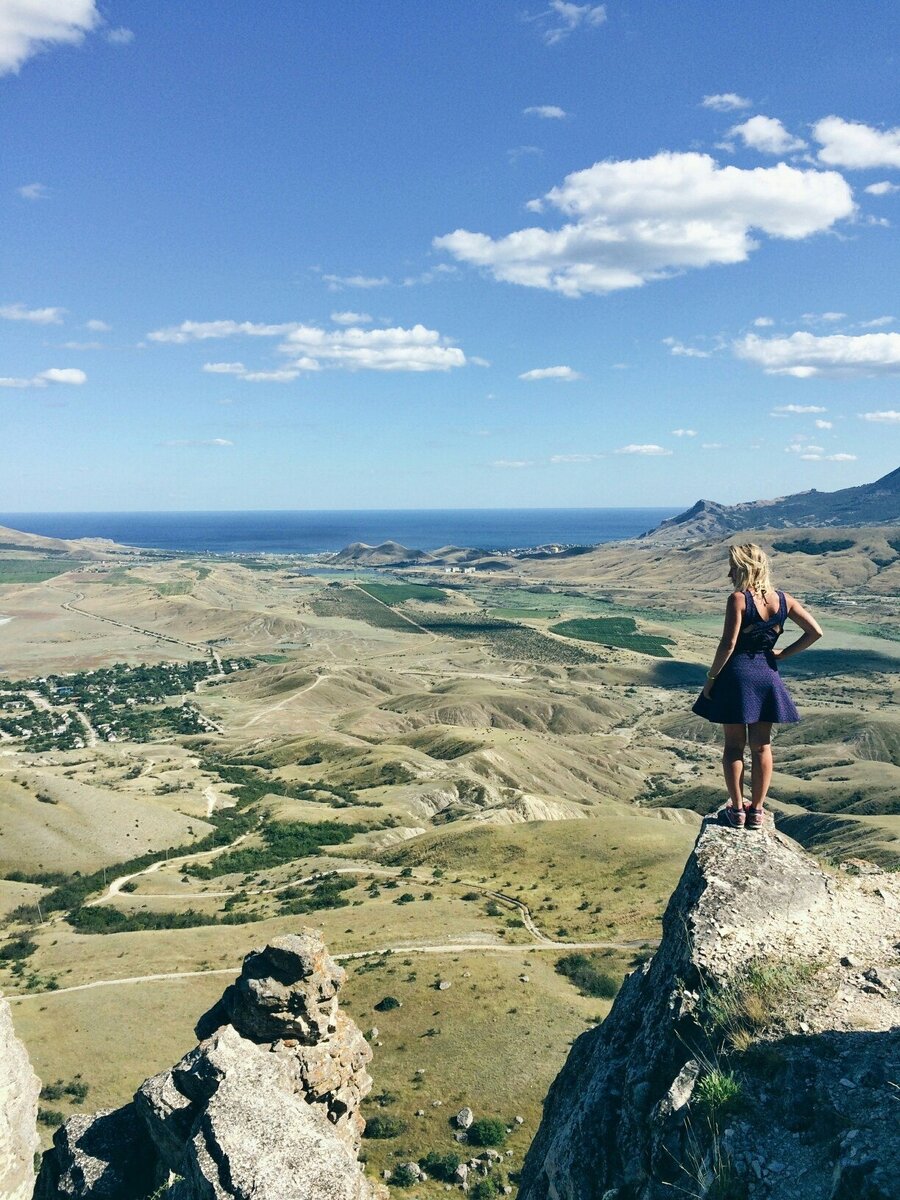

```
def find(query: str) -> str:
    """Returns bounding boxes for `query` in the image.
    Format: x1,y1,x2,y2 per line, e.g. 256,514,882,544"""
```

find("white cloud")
518,365,582,381
149,320,295,343
508,145,542,165
786,442,824,454
524,105,567,120
663,337,711,358
62,340,102,350
85,318,110,332
0,302,65,324
771,403,828,413
860,410,900,424
614,444,672,456
814,419,833,429
550,453,603,462
331,311,372,325
865,181,899,196
702,93,751,112
0,366,86,388
753,316,774,327
860,316,895,328
533,1,606,46
814,116,900,169
798,451,857,461
671,428,697,437
493,459,533,468
702,442,723,450
105,26,133,44
164,318,466,375
0,0,99,75
158,438,233,448
321,273,390,291
17,182,48,200
435,152,853,297
738,331,900,377
801,311,846,323
729,115,806,155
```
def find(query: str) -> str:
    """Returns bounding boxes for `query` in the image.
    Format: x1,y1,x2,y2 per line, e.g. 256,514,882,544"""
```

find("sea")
0,509,679,556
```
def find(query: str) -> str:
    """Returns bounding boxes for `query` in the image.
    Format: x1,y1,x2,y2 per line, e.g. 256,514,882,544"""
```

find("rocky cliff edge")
519,820,900,1200
35,932,382,1200
1,992,41,1200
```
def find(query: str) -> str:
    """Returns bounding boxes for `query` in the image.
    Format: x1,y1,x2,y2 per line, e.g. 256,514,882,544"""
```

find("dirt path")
242,672,327,728
348,583,440,641
87,830,257,906
7,936,656,1002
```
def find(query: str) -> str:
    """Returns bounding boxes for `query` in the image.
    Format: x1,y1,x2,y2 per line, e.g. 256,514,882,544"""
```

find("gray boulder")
34,1106,164,1199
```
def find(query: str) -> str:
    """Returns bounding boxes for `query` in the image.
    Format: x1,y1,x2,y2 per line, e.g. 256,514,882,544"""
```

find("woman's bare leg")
748,722,773,809
722,724,746,808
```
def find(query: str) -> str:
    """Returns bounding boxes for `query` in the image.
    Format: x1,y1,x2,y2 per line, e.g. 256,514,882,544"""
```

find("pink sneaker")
746,807,765,830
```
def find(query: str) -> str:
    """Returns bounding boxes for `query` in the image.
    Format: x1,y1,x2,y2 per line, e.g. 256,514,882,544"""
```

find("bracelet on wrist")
706,671,717,680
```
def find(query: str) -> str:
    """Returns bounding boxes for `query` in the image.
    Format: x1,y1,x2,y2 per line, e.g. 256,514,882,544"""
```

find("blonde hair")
729,543,774,595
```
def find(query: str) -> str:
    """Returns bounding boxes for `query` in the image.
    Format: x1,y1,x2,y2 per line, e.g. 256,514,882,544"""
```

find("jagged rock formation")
519,820,900,1200
642,464,900,545
1,993,41,1200
36,933,381,1200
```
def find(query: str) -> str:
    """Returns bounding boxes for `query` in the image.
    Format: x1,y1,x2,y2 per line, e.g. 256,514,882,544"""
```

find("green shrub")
363,1113,407,1138
0,937,37,961
420,1151,461,1181
694,1069,742,1119
470,1179,500,1200
467,1117,507,1147
555,953,621,999
37,1109,64,1127
374,995,400,1012
389,1164,419,1187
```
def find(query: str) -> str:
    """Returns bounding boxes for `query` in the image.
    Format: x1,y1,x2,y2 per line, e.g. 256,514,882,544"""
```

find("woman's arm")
702,592,743,697
774,592,823,661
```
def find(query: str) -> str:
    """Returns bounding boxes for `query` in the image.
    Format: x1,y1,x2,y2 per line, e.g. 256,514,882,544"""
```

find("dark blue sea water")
0,509,679,555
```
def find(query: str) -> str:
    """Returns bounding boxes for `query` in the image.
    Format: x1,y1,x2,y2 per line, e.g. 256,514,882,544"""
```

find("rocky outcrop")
519,820,900,1200
36,933,381,1200
1,993,41,1200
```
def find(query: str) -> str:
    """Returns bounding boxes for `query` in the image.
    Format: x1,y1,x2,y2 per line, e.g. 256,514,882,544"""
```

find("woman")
692,543,822,829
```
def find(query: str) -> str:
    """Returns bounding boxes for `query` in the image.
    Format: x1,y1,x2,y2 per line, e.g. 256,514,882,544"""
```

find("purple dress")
692,590,800,725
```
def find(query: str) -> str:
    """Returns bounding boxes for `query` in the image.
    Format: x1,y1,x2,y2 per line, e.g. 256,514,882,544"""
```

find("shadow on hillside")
646,660,707,688
784,648,900,677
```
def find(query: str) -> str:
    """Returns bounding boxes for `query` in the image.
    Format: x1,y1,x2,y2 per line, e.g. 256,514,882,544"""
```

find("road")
242,672,327,728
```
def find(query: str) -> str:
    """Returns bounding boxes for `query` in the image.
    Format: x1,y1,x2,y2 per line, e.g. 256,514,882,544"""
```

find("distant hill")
0,523,128,559
330,540,437,565
642,465,900,545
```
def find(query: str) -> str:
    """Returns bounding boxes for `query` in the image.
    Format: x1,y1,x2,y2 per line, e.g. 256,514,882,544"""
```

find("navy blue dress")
692,590,800,726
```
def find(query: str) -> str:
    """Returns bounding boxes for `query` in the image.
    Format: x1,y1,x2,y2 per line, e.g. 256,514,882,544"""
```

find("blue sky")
1,1,899,511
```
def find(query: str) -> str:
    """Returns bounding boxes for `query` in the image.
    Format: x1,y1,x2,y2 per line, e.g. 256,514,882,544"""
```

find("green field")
358,582,449,605
0,559,83,584
311,585,425,633
415,612,597,665
549,616,674,658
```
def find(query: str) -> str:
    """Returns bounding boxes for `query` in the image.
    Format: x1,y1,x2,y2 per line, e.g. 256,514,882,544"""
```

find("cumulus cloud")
671,428,697,437
0,302,65,324
0,367,86,388
860,410,900,424
105,27,133,44
86,318,110,332
550,453,603,462
663,337,711,358
148,320,296,343
532,1,606,46
729,115,806,155
753,316,774,327
17,182,48,200
321,273,390,291
0,0,99,74
524,105,567,119
813,116,900,169
786,442,824,454
330,311,372,325
814,419,833,429
865,181,899,196
771,404,828,413
702,93,751,112
159,318,467,375
434,152,853,297
518,365,582,381
737,332,900,377
614,444,672,456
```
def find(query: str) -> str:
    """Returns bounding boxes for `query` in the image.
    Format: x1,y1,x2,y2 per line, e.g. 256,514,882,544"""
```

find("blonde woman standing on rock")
692,543,822,829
